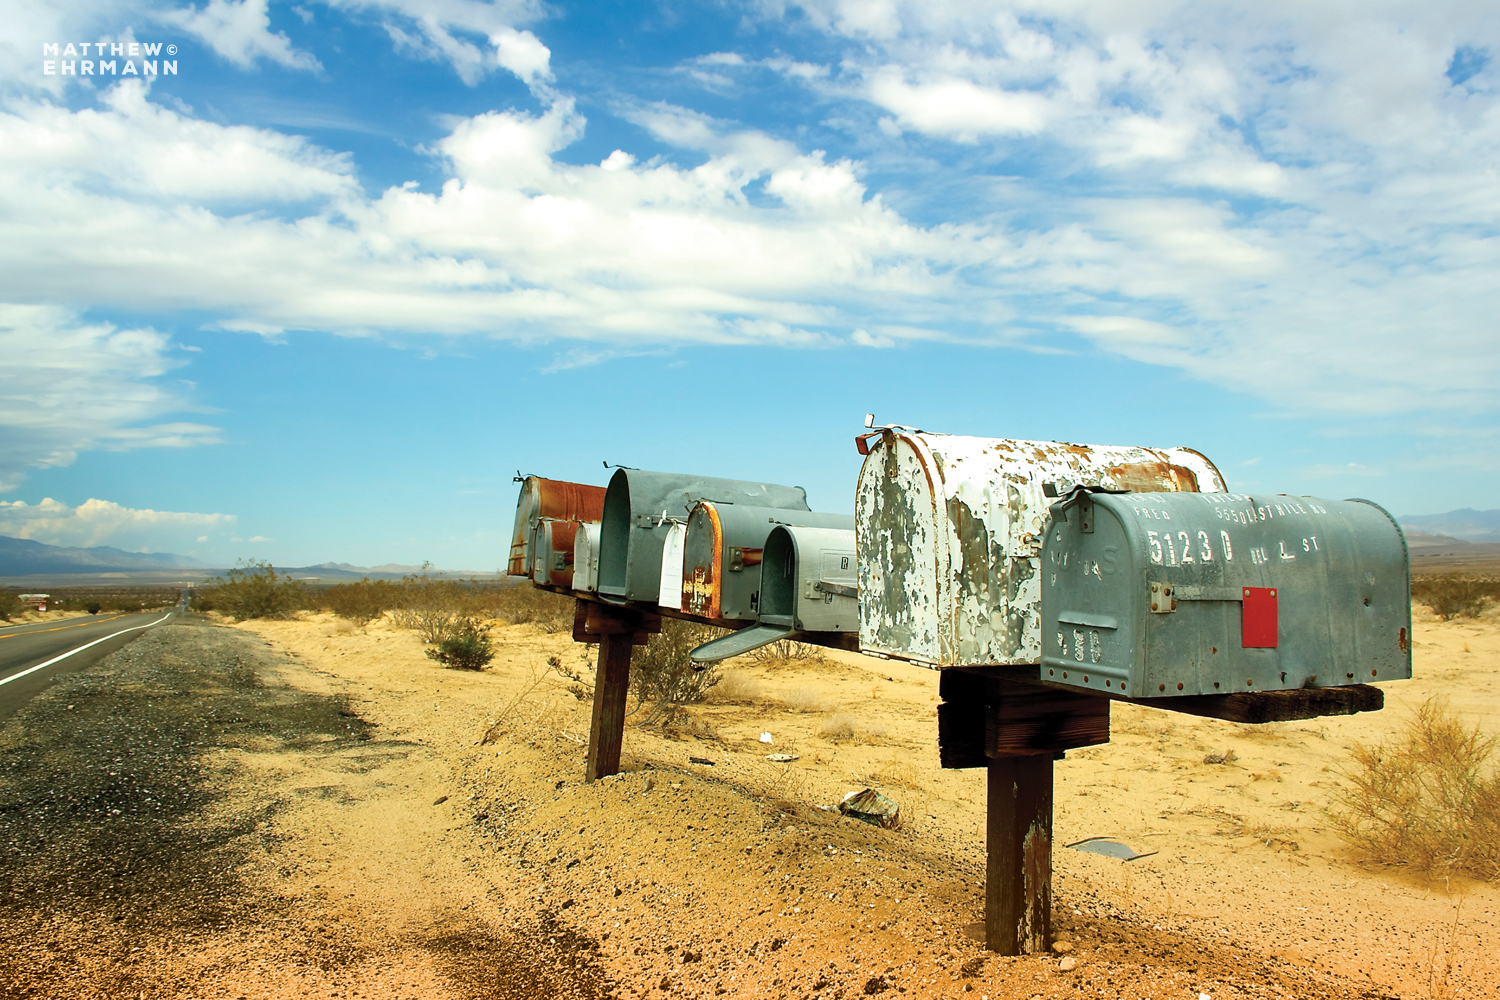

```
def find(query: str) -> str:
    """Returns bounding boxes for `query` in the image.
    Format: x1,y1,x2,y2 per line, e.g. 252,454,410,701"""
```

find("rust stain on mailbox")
855,431,1226,668
509,477,607,578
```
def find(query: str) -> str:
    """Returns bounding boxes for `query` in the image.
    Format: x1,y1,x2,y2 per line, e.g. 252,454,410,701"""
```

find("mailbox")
691,524,859,662
509,477,607,578
1039,491,1411,698
531,518,584,589
681,502,855,622
856,430,1225,668
597,469,810,606
572,522,601,593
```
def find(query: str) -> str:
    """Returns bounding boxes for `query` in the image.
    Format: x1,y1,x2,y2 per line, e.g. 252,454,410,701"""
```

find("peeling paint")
856,432,1226,667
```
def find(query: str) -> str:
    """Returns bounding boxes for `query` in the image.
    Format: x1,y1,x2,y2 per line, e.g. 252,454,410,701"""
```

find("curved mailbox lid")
855,430,1225,668
572,522,601,593
597,469,810,605
682,503,854,621
508,476,607,577
692,524,858,663
1039,491,1412,699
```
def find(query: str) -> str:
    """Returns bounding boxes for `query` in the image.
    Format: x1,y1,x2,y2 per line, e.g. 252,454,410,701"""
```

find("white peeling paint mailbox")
854,430,1227,667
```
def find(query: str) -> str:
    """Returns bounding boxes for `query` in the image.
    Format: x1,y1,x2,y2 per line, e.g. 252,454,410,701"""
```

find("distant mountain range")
1397,508,1500,544
0,536,496,581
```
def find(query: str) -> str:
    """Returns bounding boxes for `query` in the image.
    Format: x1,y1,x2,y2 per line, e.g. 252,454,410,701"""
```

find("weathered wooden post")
572,600,660,782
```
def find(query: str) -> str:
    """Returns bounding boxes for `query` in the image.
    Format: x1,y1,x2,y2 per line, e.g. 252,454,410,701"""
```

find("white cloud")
0,497,235,551
0,304,221,491
328,0,549,86
161,0,321,70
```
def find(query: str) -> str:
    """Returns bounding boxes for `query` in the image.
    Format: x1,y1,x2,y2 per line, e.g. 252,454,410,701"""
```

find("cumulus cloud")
0,304,220,491
0,497,235,551
327,0,549,85
161,0,321,70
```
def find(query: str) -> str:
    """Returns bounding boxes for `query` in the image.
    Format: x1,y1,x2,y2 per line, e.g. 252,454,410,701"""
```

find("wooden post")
985,753,1053,955
585,631,633,782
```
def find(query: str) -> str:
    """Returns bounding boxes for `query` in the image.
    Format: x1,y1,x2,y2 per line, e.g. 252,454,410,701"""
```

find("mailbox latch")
1149,581,1176,613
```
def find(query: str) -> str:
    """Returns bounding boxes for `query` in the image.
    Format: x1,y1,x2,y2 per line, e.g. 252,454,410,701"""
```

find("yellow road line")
0,615,130,641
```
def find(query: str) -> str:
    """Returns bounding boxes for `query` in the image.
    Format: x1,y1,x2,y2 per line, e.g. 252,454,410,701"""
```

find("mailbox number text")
1058,628,1103,664
1147,529,1222,566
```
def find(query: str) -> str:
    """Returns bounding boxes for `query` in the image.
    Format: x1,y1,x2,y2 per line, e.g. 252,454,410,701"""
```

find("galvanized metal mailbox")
691,523,859,662
1039,491,1412,697
531,518,586,589
509,476,607,578
572,522,601,594
681,502,854,622
597,469,810,606
855,431,1226,668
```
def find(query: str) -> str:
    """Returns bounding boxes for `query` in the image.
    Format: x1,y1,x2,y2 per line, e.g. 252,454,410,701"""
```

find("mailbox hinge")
1149,581,1177,613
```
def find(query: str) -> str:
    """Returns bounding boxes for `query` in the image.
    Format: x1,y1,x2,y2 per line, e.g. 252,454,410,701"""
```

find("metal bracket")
815,581,858,599
1149,581,1176,613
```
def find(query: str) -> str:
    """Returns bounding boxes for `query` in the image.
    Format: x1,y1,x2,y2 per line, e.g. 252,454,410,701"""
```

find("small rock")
1051,941,1073,954
432,795,449,806
1059,956,1078,972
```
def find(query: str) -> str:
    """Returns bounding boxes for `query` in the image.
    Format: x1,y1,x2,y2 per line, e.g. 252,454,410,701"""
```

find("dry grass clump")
782,687,836,714
704,669,766,705
1333,698,1500,882
815,714,891,744
489,584,572,632
748,638,829,668
1411,574,1500,621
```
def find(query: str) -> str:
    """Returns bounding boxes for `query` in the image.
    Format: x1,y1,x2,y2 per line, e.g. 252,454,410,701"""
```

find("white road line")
0,612,174,688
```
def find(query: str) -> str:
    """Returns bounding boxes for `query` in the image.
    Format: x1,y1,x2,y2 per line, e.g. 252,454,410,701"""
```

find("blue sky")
1,0,1496,569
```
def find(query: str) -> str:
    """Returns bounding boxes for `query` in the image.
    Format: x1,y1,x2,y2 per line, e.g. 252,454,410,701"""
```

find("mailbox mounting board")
1039,492,1411,698
855,431,1226,668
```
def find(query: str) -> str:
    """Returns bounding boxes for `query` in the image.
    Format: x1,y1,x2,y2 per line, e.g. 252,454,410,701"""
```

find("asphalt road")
0,602,183,724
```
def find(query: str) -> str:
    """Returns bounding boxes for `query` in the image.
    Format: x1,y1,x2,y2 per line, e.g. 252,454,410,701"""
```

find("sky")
0,0,1496,570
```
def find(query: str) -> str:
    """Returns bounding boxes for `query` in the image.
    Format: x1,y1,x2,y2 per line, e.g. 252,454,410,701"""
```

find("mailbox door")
658,521,687,611
682,502,724,619
857,431,1225,668
573,522,600,593
1041,491,1411,698
598,468,810,604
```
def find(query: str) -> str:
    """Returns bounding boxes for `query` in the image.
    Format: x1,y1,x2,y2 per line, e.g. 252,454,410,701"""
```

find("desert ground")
2,602,1497,999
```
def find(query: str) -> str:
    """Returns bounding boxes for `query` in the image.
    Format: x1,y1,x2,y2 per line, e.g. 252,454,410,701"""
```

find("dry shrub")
1411,574,1500,621
1332,697,1500,882
705,669,765,705
748,638,829,667
321,578,402,625
195,561,308,620
630,618,727,727
818,713,856,741
490,584,573,632
782,686,835,714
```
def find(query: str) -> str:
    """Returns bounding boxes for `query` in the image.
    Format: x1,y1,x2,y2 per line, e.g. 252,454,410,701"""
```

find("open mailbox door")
690,523,858,663
1039,490,1411,698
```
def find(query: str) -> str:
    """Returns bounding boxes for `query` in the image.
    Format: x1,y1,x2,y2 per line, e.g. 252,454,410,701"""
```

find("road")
0,597,184,724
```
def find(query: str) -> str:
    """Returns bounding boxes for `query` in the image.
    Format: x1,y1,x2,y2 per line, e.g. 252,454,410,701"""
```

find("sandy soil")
156,601,1496,1000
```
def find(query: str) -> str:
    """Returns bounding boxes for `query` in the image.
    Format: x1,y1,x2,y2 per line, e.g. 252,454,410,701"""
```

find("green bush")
1411,574,1499,621
194,561,309,621
0,591,19,621
629,618,726,726
424,616,495,670
85,602,102,615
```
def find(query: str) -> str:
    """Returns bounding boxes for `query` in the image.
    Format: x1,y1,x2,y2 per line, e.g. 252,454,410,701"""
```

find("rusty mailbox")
1039,490,1412,698
681,502,854,622
691,523,859,662
509,476,607,580
855,430,1226,667
597,469,811,606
